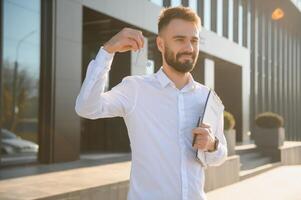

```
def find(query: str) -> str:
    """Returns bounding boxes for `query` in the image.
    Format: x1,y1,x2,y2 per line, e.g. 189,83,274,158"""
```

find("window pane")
217,0,223,36
171,0,181,6
238,2,243,45
149,0,163,7
228,0,234,40
204,0,211,30
247,1,251,48
189,0,197,12
1,0,40,165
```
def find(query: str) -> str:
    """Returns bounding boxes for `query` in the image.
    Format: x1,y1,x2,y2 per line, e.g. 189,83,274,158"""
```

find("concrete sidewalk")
206,165,301,200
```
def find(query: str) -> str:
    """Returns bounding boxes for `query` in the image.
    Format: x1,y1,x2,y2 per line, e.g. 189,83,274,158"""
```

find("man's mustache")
176,52,196,59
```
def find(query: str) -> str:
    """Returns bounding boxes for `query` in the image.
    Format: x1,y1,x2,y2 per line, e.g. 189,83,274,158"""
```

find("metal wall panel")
250,1,301,141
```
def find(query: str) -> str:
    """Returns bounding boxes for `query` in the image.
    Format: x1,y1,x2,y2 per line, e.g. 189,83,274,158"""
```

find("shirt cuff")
205,142,222,157
92,46,115,76
95,47,115,66
204,141,227,166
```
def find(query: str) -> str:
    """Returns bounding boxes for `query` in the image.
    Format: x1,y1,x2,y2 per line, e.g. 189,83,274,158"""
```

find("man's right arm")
75,47,134,119
75,28,144,119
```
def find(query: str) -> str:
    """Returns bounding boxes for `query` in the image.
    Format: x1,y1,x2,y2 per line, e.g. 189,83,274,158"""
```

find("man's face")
158,19,200,73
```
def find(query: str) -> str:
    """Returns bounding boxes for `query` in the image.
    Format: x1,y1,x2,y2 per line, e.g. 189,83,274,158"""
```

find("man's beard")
164,45,198,73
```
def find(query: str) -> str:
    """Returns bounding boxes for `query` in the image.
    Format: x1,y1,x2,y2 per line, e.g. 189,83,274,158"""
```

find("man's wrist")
103,42,114,54
207,137,219,152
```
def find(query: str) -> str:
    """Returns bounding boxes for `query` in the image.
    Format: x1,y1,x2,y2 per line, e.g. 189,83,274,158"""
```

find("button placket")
178,92,188,200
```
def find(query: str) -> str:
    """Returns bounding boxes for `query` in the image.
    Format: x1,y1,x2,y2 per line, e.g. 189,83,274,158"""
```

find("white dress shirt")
75,47,227,200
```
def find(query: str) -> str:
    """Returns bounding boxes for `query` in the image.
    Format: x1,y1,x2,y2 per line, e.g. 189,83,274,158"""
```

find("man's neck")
162,64,190,90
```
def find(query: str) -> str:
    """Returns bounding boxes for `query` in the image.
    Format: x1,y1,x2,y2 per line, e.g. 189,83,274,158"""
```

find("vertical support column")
203,0,211,30
283,28,288,139
287,29,291,139
286,31,294,140
223,0,229,38
182,0,189,7
233,0,239,43
242,0,250,49
257,6,262,113
272,21,278,113
0,0,3,163
266,14,272,111
204,58,215,89
293,34,297,140
250,0,257,136
53,0,82,162
242,57,251,143
277,24,284,121
197,0,205,24
242,0,248,48
296,38,298,140
216,0,223,36
210,0,217,33
260,9,266,112
296,38,301,140
238,0,243,45
228,0,234,41
163,0,171,7
39,0,55,163
241,0,251,142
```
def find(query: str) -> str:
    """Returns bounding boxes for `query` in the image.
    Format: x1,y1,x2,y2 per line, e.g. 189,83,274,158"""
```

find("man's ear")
156,36,164,53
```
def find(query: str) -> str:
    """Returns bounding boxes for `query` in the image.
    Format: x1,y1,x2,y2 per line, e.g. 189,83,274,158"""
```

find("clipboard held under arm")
192,89,224,168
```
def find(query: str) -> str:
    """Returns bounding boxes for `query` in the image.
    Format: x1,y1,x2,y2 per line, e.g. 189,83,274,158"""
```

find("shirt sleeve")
75,47,138,119
204,111,228,166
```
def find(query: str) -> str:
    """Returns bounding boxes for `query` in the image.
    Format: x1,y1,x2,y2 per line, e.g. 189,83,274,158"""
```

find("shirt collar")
155,67,196,92
156,67,172,88
182,73,196,92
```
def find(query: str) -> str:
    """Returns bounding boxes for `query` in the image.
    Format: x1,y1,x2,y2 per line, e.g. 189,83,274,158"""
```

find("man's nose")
183,41,194,52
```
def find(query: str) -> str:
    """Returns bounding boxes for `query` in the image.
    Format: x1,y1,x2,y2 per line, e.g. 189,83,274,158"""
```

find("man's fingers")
134,30,144,49
193,134,210,150
128,35,141,50
194,134,209,142
126,29,144,49
193,138,207,150
129,38,139,51
196,135,207,141
199,123,211,128
123,38,138,51
192,127,212,135
192,130,206,136
130,29,144,49
105,27,144,53
138,32,145,49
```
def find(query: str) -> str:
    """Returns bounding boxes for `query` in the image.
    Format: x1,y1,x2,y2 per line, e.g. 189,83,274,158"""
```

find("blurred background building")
0,0,300,171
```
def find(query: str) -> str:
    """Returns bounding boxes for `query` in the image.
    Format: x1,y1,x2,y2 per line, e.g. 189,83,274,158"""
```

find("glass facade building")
1,0,40,166
0,0,300,170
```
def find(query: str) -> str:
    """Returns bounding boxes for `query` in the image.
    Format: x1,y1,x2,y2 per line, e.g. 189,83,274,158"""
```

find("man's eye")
176,38,184,42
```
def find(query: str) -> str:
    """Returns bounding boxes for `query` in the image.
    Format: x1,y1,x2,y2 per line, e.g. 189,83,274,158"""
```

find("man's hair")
158,6,201,34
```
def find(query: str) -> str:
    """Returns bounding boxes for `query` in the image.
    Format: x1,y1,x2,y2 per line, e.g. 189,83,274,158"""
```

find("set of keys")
134,48,152,68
